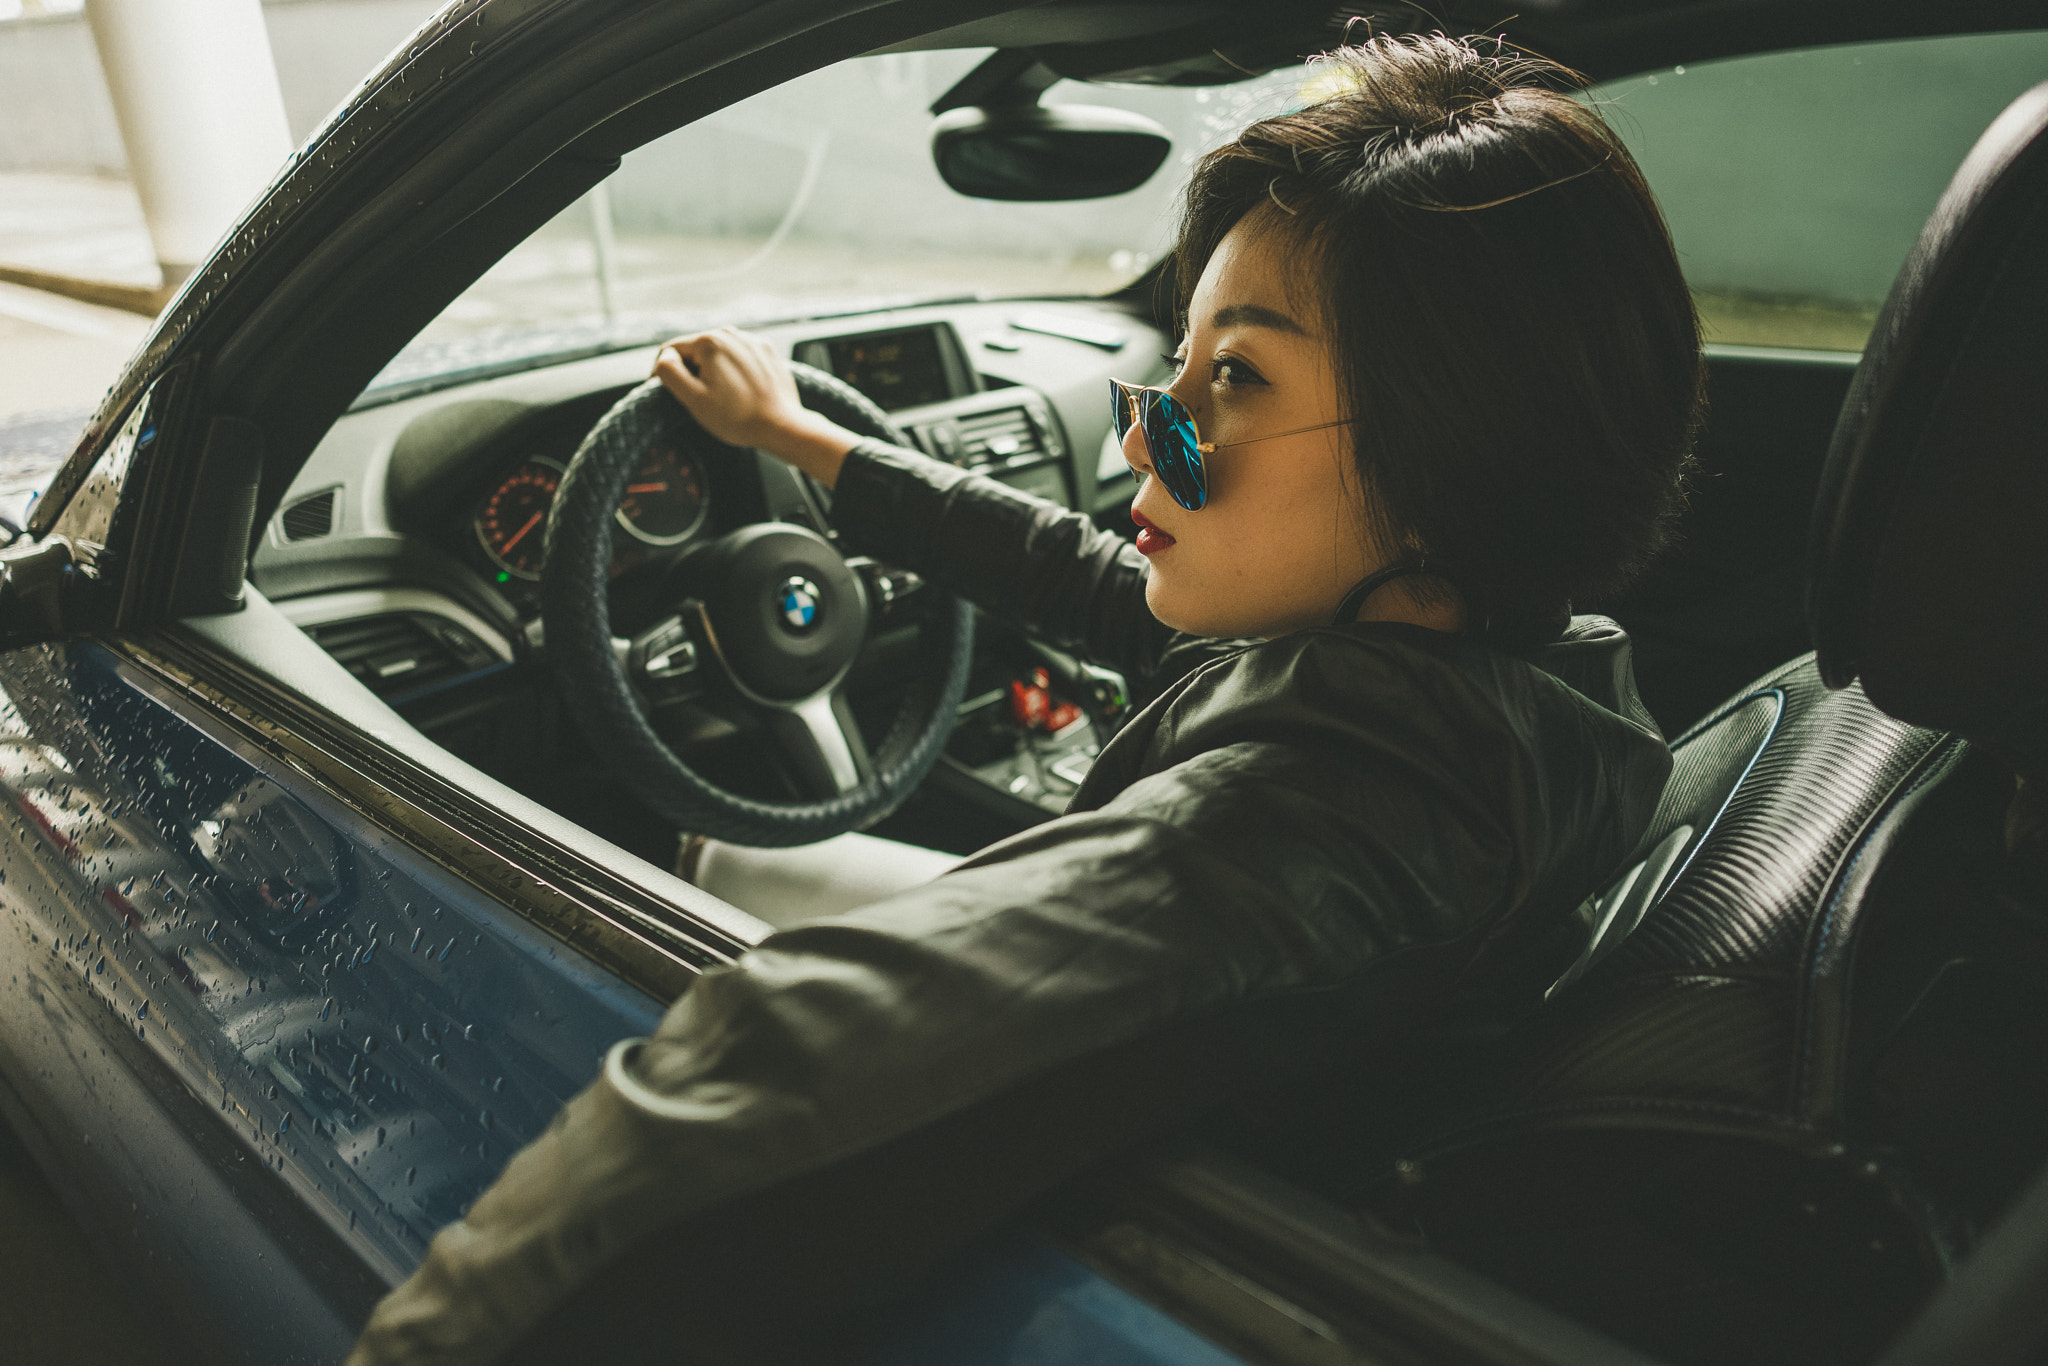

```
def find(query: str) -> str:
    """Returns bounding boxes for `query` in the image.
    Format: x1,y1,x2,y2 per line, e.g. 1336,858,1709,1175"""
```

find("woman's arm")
654,330,1184,679
829,439,1176,675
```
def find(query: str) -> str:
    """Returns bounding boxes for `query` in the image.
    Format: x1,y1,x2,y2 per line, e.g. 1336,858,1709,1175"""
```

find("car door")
0,0,1034,1357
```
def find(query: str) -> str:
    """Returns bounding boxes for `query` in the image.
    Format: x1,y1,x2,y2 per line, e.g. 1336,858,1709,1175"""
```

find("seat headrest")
1808,82,2048,779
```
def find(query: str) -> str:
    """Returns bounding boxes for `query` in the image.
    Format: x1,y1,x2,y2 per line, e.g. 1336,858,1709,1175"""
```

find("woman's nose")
1121,418,1151,477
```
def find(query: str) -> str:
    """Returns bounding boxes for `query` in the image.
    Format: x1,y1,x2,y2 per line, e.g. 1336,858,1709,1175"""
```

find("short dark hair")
1173,33,1705,626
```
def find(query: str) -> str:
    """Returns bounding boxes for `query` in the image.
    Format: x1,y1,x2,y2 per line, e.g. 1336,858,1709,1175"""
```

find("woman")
351,33,1700,1365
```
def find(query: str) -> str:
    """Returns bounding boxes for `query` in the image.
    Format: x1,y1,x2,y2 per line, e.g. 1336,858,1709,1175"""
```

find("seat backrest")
1808,82,2048,784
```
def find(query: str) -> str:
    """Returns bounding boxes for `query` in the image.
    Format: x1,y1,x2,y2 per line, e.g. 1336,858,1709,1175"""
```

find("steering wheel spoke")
769,688,872,797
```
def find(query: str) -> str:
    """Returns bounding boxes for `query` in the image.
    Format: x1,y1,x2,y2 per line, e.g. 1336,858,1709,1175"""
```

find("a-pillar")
84,0,292,292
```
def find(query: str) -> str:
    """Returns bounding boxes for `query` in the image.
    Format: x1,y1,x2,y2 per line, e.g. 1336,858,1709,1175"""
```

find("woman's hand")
653,329,860,488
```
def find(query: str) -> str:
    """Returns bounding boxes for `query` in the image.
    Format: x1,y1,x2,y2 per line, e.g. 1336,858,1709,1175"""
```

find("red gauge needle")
500,510,543,553
626,482,668,493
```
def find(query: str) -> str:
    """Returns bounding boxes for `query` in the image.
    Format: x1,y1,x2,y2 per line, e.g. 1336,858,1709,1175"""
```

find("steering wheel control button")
776,576,822,634
641,623,698,680
647,639,697,678
851,560,923,617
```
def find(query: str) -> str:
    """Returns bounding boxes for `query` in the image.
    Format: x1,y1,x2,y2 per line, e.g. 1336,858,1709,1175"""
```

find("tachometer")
615,440,708,546
475,458,562,580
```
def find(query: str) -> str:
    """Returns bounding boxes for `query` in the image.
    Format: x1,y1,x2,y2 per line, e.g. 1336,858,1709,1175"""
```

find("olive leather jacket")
349,441,1673,1366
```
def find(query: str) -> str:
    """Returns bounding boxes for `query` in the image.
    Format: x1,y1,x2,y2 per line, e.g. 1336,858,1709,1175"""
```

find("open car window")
372,50,1304,393
1589,29,2048,352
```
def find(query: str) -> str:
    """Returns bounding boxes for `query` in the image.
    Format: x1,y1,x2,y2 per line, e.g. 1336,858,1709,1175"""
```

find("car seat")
1311,79,2048,1366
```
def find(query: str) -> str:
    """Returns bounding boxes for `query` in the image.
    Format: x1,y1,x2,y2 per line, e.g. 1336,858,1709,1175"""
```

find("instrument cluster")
472,437,709,585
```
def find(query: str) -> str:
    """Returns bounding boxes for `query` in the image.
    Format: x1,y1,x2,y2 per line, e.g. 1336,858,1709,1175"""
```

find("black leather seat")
1316,79,2048,1366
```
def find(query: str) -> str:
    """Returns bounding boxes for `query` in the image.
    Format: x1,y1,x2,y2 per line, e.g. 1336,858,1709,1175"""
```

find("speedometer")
474,458,562,580
615,440,708,546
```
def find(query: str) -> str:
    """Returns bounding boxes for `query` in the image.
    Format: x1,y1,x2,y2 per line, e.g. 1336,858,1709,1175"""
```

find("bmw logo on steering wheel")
776,575,822,633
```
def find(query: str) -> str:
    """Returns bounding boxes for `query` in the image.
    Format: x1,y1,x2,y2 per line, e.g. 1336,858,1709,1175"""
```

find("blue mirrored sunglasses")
1109,377,1354,512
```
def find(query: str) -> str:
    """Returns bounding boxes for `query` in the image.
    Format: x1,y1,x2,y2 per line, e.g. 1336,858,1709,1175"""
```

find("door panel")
0,638,661,1358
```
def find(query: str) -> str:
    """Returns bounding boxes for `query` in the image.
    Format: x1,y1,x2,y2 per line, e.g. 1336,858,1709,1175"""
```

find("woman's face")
1126,213,1377,639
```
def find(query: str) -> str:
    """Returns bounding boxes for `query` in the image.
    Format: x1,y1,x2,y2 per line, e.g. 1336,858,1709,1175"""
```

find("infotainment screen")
818,326,954,411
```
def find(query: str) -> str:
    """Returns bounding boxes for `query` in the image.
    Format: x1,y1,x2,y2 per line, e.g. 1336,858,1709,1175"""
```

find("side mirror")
932,104,1172,202
0,537,91,650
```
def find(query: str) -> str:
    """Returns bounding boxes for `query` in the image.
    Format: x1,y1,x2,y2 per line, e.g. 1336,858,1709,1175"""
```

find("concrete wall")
0,0,438,174
1589,30,2048,308
3,8,2043,307
262,0,441,142
0,12,125,172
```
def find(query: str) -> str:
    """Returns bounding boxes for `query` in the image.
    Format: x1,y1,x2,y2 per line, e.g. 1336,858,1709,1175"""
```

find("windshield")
373,51,1302,393
374,30,2048,395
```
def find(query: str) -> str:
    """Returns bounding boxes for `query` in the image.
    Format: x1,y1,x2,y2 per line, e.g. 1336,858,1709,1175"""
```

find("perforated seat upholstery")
1468,657,1958,1134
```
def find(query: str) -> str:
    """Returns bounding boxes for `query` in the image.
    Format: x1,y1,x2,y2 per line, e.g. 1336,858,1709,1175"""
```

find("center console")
795,321,1074,509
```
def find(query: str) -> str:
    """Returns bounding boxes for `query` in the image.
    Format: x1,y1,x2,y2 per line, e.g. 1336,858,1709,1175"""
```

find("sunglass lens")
1109,381,1206,511
1109,379,1136,441
1146,392,1206,511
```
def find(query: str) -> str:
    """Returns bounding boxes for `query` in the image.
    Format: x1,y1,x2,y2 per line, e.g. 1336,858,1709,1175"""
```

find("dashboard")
251,298,1165,725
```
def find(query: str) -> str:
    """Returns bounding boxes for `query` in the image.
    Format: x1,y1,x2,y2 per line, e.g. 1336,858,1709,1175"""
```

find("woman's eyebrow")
1210,303,1307,336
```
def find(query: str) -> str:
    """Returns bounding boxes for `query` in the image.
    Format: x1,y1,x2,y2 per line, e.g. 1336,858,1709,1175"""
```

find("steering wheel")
541,366,972,848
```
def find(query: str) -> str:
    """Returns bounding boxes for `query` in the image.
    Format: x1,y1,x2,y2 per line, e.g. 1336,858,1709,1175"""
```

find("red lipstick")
1131,507,1175,556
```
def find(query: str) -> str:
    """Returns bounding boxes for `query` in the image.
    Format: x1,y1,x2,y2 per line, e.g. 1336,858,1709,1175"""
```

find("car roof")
882,0,2048,88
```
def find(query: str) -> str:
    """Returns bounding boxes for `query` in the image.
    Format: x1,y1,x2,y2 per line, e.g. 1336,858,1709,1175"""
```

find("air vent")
955,407,1045,467
307,613,503,704
280,490,337,541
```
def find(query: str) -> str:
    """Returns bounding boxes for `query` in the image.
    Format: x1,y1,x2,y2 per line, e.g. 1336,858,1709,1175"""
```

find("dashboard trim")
276,586,518,665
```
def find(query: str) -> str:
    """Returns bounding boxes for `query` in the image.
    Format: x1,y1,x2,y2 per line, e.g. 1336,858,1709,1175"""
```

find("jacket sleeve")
342,634,1668,1366
828,439,1196,684
342,774,1522,1366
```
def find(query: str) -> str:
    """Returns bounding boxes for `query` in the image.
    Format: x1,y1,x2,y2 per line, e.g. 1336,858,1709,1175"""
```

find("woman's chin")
1142,578,1197,635
1147,583,1249,640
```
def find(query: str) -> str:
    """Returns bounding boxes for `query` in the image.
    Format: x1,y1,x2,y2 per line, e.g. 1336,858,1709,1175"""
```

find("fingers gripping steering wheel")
541,365,972,848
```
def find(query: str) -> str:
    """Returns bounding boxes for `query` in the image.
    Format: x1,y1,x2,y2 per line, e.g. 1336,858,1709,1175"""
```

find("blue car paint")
0,637,1250,1364
0,638,659,1353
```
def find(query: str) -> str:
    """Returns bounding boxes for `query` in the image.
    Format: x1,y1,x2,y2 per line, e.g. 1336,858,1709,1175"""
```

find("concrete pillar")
84,0,291,288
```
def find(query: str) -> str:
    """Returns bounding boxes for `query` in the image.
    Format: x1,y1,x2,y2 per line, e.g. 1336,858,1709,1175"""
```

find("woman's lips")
1131,507,1175,556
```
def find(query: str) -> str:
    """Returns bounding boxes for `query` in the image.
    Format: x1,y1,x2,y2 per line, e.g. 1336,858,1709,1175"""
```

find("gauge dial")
475,458,562,580
615,441,708,546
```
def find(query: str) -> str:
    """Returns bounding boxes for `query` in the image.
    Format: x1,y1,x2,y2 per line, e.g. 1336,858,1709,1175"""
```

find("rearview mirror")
932,104,1172,202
